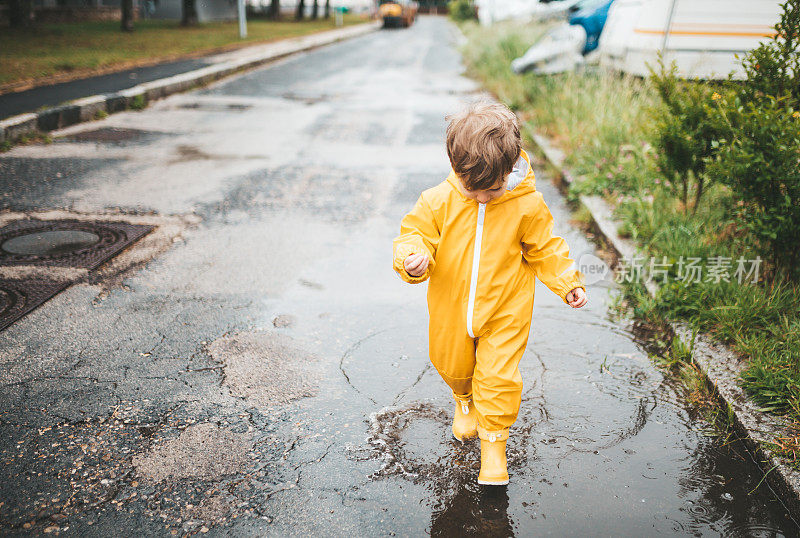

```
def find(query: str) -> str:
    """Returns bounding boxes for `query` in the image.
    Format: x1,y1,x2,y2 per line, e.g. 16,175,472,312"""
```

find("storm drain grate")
0,219,154,331
0,219,153,269
0,279,71,332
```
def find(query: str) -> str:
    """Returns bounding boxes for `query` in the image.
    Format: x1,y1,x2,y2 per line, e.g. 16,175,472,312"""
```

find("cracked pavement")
1,15,798,537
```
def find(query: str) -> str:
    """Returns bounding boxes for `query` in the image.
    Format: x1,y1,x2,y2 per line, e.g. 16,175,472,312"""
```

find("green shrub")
709,97,800,281
708,0,800,282
448,0,475,22
647,61,721,213
739,0,800,107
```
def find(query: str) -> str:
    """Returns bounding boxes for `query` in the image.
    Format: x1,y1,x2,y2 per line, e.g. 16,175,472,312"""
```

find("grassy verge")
0,15,365,92
459,20,800,463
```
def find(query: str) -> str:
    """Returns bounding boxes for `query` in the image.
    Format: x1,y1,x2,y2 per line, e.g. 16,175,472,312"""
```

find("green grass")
1,132,52,152
459,20,800,456
0,15,365,90
128,94,146,110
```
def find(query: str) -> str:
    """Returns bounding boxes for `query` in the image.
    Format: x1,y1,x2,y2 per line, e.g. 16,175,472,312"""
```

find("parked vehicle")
598,0,783,79
568,0,614,53
511,0,614,73
379,0,417,27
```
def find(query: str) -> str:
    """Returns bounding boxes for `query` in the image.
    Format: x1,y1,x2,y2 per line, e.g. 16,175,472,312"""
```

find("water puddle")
350,326,798,535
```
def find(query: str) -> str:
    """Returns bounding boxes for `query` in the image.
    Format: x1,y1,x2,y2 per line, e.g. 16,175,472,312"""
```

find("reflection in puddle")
367,403,518,535
364,395,797,535
430,483,514,537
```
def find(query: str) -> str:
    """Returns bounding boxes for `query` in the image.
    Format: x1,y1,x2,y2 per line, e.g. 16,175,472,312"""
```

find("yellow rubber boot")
477,427,509,485
451,394,478,443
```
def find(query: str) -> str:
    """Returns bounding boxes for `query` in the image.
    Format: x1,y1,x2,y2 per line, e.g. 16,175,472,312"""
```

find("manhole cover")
0,279,70,332
2,230,100,256
0,219,155,332
0,220,153,268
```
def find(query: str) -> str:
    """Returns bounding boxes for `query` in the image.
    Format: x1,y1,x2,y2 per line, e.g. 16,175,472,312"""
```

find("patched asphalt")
0,15,798,536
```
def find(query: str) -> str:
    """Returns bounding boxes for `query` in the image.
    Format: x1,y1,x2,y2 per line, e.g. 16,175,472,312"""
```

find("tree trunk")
8,0,33,27
681,177,688,212
121,0,134,32
295,0,304,20
182,0,198,25
692,176,704,215
269,0,280,19
324,0,330,18
772,243,781,286
311,0,318,19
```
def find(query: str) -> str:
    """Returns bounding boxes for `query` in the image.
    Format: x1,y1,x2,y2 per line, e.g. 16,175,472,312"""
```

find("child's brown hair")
445,101,521,191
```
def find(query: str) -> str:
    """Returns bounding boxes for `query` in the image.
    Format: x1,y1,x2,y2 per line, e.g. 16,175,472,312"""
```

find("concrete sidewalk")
0,21,379,146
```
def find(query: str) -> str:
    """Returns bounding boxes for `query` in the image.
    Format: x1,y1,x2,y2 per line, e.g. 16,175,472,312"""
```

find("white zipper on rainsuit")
465,155,527,338
466,202,485,338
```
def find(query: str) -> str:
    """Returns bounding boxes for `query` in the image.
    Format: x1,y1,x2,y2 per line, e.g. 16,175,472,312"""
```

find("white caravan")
598,0,784,79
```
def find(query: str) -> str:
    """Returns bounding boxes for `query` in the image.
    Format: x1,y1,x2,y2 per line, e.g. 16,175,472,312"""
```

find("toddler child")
392,102,587,485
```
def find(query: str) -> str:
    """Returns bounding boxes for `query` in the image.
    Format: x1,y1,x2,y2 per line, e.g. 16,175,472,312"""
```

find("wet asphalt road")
1,15,799,536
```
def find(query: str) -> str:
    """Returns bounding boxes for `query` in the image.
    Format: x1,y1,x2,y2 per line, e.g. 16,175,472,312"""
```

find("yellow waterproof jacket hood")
393,150,585,338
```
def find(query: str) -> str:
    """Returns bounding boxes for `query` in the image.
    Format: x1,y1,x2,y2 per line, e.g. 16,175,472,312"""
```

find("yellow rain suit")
393,150,585,435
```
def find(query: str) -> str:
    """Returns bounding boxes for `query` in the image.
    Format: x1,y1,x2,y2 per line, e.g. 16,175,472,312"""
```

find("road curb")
0,21,380,146
529,131,800,521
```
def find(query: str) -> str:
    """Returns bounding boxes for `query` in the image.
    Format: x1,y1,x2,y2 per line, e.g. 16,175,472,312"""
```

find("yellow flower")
711,92,722,101
793,111,800,118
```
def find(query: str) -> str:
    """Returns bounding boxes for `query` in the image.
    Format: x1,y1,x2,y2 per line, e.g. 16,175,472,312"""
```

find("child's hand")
566,287,587,308
404,253,430,277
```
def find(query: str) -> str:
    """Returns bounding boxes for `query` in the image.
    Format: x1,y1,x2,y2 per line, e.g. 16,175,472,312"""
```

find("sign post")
238,0,247,38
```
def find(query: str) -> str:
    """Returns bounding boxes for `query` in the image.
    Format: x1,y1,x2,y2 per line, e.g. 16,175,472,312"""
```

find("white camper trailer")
598,0,783,79
476,0,540,26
